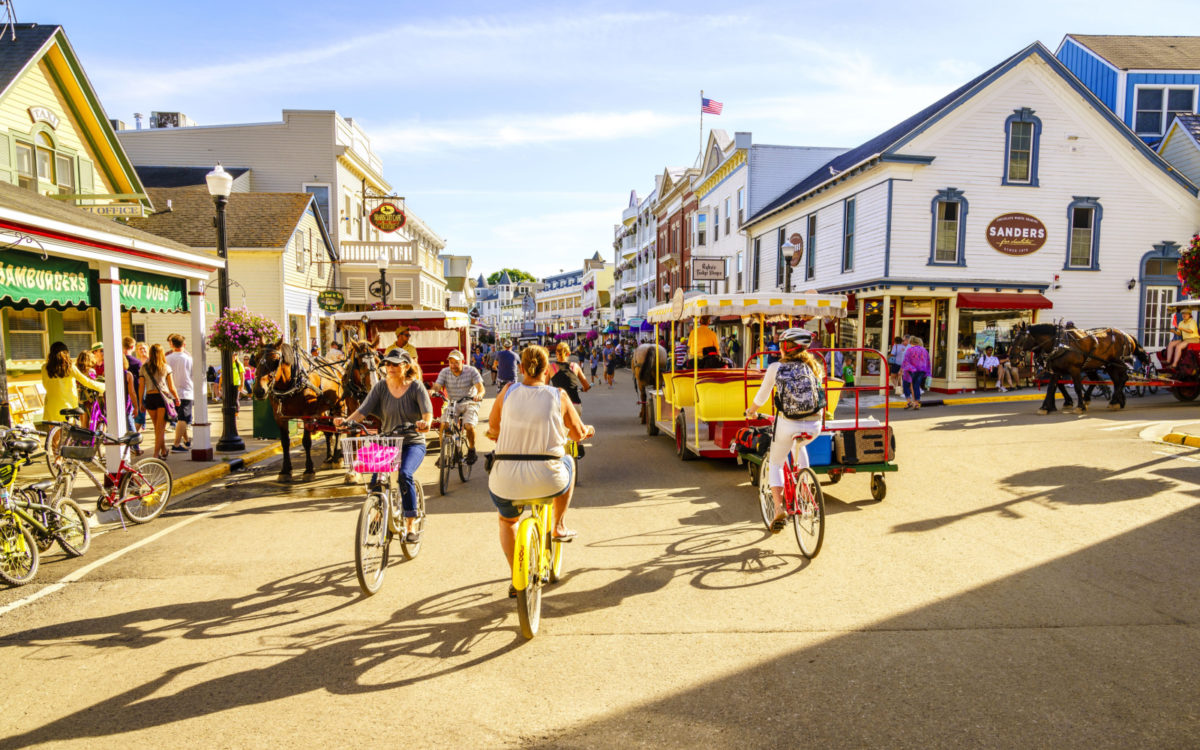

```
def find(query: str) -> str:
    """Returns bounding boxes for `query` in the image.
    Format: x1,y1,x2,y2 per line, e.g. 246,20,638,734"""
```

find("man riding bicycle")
431,349,484,465
744,328,826,533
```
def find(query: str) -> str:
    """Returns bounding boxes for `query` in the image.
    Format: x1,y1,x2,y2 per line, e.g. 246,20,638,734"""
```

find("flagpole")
699,89,704,160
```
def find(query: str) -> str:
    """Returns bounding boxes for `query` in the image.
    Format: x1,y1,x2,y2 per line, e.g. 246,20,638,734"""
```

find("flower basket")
207,307,283,352
1179,233,1200,296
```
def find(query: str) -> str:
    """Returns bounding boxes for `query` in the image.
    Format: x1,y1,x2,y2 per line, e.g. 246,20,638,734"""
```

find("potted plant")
207,306,283,352
1179,232,1200,296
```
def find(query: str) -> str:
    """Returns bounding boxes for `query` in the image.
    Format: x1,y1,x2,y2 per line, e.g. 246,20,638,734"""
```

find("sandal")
770,512,787,534
508,584,518,599
552,528,578,543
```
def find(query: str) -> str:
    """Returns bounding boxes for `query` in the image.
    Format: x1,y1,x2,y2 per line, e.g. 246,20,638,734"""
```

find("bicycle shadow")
1,568,524,748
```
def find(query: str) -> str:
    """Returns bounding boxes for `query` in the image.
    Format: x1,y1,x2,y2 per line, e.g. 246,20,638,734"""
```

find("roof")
136,165,250,188
1065,35,1200,70
591,251,603,261
128,186,326,253
476,273,487,287
0,179,196,254
497,270,513,284
1169,112,1200,141
0,24,56,95
748,41,1198,226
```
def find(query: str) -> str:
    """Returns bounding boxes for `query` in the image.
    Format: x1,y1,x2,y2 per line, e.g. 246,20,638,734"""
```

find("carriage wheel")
675,414,693,461
1171,383,1199,402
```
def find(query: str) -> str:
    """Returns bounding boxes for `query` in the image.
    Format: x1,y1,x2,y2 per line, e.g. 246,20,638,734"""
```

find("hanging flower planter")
207,306,283,352
1179,232,1200,296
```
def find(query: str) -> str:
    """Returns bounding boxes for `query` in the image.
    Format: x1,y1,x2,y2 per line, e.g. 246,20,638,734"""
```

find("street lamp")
780,238,801,293
371,251,391,306
206,164,244,452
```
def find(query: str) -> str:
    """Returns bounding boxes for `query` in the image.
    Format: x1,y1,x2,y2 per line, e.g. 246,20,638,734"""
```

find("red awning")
956,292,1052,310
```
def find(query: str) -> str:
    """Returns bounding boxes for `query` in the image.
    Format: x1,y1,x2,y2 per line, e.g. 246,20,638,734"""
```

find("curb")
171,434,303,498
871,392,1057,408
1162,432,1200,448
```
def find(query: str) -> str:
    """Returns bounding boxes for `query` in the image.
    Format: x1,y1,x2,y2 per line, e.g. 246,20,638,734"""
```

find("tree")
487,268,537,285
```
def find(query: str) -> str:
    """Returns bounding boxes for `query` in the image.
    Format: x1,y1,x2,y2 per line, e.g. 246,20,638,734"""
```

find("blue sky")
42,0,1200,279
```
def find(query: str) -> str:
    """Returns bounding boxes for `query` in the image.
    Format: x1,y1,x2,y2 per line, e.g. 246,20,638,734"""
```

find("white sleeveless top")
488,383,570,500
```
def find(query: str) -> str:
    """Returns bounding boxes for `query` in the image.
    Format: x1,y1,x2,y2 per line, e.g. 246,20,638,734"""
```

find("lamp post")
206,164,244,452
373,251,391,306
780,239,800,293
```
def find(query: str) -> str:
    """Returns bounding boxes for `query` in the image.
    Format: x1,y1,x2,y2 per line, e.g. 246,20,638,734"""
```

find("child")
842,360,855,387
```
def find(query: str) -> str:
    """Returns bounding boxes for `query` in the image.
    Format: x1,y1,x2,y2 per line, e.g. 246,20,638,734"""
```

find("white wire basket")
341,435,406,475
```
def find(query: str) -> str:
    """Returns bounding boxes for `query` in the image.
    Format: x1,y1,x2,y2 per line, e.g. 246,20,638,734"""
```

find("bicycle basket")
341,436,405,475
67,425,98,443
61,445,97,461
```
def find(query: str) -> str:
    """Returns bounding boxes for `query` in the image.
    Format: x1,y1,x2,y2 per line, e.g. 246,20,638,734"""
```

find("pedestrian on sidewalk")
166,334,194,452
888,336,908,395
901,336,932,409
141,344,181,460
605,350,618,387
135,341,150,430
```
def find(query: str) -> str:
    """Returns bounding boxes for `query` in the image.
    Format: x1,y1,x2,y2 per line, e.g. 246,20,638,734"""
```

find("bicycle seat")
117,431,143,446
28,479,54,493
5,438,38,455
60,407,85,417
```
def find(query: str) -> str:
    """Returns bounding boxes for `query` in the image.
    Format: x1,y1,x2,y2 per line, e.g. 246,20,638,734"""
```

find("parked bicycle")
758,437,825,559
342,421,426,596
43,420,172,526
434,394,475,495
44,401,108,476
0,426,90,586
511,493,565,639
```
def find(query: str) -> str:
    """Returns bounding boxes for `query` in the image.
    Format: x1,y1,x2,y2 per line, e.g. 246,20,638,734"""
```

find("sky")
37,0,1200,280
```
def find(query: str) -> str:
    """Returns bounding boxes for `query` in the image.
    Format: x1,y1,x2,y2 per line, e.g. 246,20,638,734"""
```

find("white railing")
340,240,417,265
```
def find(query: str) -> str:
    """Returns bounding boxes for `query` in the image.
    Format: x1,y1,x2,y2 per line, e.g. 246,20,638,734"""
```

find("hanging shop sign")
317,290,345,312
120,269,186,313
691,257,726,281
368,202,406,233
0,248,90,307
986,213,1047,256
76,203,145,218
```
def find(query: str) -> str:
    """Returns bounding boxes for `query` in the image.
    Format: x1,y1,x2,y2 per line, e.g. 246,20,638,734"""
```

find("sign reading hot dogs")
986,213,1047,255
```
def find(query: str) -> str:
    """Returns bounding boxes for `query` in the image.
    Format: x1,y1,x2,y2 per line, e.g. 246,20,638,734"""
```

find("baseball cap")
381,348,412,365
447,349,464,361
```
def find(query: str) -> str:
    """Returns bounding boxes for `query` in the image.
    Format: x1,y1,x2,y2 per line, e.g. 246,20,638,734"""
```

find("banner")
120,268,187,312
0,248,90,308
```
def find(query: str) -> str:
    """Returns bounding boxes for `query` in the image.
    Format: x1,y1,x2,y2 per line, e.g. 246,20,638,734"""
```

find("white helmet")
779,328,813,348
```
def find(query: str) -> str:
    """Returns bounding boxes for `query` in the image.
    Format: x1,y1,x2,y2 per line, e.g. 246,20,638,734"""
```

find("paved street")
1,377,1198,748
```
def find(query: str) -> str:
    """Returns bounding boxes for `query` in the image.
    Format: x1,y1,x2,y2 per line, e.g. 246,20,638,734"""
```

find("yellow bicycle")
511,495,564,639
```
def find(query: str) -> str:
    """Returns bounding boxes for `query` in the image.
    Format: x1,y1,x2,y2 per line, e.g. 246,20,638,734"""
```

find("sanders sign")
986,213,1047,256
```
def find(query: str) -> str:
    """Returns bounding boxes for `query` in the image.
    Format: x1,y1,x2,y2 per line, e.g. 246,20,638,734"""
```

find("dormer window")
1135,86,1196,137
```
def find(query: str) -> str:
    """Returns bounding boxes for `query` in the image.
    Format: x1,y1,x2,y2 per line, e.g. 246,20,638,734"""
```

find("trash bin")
253,398,280,439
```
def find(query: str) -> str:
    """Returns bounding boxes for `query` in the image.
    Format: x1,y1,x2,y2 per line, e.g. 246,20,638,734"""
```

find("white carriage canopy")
647,292,850,323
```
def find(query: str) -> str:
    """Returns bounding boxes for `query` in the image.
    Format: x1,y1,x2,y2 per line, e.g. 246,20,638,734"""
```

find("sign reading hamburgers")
986,213,1047,255
369,202,406,233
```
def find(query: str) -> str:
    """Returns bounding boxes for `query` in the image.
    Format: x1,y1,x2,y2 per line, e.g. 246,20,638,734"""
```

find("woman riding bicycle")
487,345,594,596
743,328,826,533
549,341,590,417
337,348,433,543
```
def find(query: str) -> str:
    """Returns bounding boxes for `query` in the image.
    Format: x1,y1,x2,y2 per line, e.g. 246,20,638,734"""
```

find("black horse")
1010,323,1147,414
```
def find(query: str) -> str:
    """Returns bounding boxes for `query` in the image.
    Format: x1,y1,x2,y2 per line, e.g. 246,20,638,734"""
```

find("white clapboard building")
742,41,1200,392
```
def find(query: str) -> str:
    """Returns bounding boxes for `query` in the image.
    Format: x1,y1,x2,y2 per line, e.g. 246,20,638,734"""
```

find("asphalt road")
1,376,1198,749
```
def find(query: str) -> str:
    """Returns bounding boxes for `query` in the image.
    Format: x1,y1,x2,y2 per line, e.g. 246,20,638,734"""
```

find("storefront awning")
120,268,187,313
0,248,90,309
956,292,1052,310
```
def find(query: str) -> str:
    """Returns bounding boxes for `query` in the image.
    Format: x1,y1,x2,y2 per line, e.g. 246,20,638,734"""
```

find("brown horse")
1009,323,1147,414
631,343,669,423
251,341,346,480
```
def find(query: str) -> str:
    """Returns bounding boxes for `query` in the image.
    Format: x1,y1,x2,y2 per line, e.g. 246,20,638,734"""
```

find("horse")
631,343,669,423
1009,323,1147,414
250,341,347,481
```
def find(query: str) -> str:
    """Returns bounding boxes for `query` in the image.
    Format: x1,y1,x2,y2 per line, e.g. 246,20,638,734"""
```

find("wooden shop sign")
986,213,1047,256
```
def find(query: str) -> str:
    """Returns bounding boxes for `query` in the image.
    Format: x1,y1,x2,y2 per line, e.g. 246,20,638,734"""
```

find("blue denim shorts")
489,455,574,519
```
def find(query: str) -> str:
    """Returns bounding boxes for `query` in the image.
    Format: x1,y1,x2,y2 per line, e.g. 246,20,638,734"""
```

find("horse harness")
1045,326,1129,372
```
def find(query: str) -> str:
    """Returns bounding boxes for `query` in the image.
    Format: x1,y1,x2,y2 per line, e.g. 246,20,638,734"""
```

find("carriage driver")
431,349,485,465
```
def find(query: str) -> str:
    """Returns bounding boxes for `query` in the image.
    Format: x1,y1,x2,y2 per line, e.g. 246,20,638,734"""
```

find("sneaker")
170,445,188,453
465,449,477,465
997,387,1007,393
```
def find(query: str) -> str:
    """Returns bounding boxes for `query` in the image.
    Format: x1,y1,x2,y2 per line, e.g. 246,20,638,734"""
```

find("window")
776,227,786,286
15,143,34,190
929,188,968,266
842,198,855,272
295,231,307,272
1065,196,1103,270
61,309,94,354
736,252,743,291
1002,108,1042,186
696,213,706,246
752,238,761,292
7,309,45,360
737,188,745,226
55,155,73,195
805,214,817,281
713,207,719,241
1135,87,1196,137
35,132,53,183
304,184,331,227
724,197,732,234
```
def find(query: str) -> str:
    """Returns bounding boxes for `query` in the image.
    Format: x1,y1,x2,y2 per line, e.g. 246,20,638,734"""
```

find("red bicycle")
44,420,172,526
758,434,825,559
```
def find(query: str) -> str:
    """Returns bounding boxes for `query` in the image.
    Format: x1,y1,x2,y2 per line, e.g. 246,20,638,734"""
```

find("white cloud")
462,208,619,279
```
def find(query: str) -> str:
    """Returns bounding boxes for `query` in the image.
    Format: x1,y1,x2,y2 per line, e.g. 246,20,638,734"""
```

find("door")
1143,286,1176,351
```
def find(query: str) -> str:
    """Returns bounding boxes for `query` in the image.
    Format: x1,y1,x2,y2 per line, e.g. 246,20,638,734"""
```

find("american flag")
701,97,723,115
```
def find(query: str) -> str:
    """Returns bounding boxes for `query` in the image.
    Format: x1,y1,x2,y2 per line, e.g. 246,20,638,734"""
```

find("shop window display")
956,309,1032,373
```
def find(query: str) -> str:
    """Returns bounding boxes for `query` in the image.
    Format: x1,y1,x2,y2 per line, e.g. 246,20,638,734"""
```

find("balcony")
340,240,417,265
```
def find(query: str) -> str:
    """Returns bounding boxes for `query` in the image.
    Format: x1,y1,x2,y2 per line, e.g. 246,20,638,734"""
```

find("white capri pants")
768,416,823,488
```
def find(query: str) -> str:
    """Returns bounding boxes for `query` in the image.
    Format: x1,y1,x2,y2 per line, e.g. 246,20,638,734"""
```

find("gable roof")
476,273,487,287
747,41,1198,227
1064,35,1200,70
128,186,335,258
1166,112,1200,143
0,23,56,93
136,165,250,188
497,270,513,285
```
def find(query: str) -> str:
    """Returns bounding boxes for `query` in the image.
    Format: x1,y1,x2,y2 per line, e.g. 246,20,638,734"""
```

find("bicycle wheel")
0,517,38,586
438,439,451,496
44,425,65,477
758,460,775,530
514,518,543,639
118,457,173,524
457,436,472,482
354,493,390,595
1145,362,1159,395
400,481,426,560
792,467,825,559
53,498,90,557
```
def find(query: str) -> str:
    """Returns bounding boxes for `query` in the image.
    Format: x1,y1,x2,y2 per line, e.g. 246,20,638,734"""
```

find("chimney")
133,112,143,130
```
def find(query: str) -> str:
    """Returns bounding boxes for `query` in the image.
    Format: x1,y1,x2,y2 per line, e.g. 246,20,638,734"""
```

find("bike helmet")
778,328,813,349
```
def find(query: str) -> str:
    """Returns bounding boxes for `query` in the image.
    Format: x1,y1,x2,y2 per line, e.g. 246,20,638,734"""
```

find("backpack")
773,362,825,419
733,424,771,457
